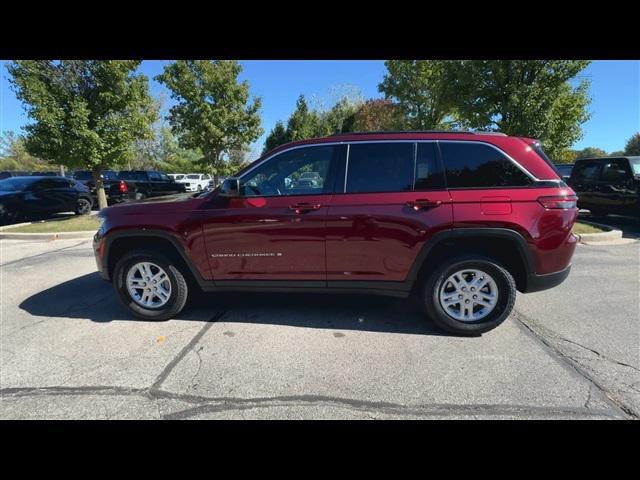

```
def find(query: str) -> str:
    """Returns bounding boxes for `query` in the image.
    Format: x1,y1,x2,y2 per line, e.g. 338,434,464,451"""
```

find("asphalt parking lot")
1,228,638,419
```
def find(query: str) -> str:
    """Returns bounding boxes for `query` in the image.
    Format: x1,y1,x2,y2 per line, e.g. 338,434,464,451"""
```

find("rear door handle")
406,199,442,210
289,202,322,213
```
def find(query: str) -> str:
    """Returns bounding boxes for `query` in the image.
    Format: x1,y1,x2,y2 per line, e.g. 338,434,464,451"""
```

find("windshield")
630,158,640,175
0,177,36,191
186,174,200,179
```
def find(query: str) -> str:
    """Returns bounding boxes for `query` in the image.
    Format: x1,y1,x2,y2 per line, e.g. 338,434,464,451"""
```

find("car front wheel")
420,256,516,336
113,250,189,321
75,197,92,215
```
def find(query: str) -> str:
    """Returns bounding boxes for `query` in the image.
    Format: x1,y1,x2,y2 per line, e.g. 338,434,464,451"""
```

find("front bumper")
93,232,110,280
522,264,571,293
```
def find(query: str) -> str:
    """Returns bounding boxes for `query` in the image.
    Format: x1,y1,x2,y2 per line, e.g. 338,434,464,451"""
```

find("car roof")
575,156,639,162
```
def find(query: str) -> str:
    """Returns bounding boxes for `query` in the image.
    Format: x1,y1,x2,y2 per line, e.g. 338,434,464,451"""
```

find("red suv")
94,131,578,335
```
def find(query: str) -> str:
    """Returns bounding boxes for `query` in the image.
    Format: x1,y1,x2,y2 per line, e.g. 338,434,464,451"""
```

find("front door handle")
289,202,322,214
406,199,442,211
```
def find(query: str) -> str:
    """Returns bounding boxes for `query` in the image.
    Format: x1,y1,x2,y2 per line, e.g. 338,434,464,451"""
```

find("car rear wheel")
75,197,92,215
113,250,189,321
420,256,516,336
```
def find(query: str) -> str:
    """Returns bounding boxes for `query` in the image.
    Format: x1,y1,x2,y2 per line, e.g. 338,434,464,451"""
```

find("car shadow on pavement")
19,272,451,336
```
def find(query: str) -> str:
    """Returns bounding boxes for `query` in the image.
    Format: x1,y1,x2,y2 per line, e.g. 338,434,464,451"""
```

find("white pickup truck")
177,173,212,192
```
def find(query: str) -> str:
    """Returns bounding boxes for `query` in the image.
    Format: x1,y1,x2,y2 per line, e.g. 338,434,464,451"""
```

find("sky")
1,60,638,159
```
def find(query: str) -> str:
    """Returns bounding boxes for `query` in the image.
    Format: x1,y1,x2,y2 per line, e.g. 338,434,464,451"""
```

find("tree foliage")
0,131,52,171
6,60,156,208
378,60,459,129
575,147,608,159
351,99,407,132
624,133,640,156
455,60,592,159
156,60,263,182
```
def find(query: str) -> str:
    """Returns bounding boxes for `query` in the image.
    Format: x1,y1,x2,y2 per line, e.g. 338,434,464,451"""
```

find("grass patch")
4,215,100,233
573,222,607,235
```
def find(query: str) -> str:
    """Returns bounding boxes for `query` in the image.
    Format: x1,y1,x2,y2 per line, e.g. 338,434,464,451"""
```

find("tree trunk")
93,167,108,210
59,165,65,177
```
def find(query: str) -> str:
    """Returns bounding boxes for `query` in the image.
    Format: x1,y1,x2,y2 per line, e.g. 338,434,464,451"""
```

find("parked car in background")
555,163,574,181
92,170,187,206
168,173,186,181
72,170,119,206
0,176,92,225
177,173,212,192
568,156,640,218
94,131,578,335
0,171,31,180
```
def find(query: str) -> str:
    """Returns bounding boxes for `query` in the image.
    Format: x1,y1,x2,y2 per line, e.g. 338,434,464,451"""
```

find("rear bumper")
522,264,571,293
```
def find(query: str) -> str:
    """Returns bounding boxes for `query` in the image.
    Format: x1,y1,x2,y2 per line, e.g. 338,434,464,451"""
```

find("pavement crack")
149,310,225,391
512,309,639,419
0,240,91,269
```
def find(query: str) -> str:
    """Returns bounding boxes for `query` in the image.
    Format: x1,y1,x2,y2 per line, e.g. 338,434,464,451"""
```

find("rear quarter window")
440,142,532,188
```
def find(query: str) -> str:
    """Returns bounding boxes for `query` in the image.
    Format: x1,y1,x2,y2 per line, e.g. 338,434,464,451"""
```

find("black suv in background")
568,156,640,218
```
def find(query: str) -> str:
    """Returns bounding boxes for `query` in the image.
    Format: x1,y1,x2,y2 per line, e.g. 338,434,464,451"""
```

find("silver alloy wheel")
438,269,499,322
126,262,172,308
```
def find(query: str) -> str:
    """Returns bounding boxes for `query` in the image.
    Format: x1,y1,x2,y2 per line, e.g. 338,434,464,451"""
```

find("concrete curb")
0,231,95,240
574,220,624,244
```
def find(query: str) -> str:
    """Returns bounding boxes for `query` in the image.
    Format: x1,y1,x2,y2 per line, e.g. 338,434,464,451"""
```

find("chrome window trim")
435,139,541,182
237,138,543,193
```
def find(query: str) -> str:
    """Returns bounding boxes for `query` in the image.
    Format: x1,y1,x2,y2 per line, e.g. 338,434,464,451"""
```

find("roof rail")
329,130,507,137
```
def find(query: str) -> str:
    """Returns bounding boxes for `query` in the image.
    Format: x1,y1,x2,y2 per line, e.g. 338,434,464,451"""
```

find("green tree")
555,149,578,164
379,60,459,129
609,150,626,157
318,96,361,135
7,60,156,208
286,95,323,141
624,133,640,156
263,121,290,154
351,99,407,132
455,60,592,159
156,60,263,184
575,147,608,159
0,131,51,171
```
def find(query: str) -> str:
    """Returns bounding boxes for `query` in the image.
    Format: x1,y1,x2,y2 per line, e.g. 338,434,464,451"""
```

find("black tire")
113,249,189,321
419,255,517,336
75,196,92,215
135,192,147,201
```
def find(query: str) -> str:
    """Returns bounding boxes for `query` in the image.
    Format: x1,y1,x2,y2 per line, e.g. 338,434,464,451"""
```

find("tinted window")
241,145,338,196
0,177,37,191
440,142,532,188
415,143,445,190
118,171,147,181
571,161,601,183
600,160,630,182
346,143,414,193
148,171,162,181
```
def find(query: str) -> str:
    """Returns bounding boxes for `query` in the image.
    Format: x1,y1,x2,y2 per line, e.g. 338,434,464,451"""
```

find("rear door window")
346,143,414,193
571,161,602,183
440,142,532,188
600,160,630,182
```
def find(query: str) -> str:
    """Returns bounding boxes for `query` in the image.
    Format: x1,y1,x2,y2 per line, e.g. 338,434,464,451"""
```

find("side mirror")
219,177,241,197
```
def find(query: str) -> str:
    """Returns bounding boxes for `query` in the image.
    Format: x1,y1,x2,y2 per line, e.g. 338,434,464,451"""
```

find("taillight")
537,195,578,209
119,180,128,193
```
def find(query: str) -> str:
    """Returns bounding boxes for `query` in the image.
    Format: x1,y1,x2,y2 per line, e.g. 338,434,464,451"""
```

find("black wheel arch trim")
101,229,207,287
406,227,536,283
